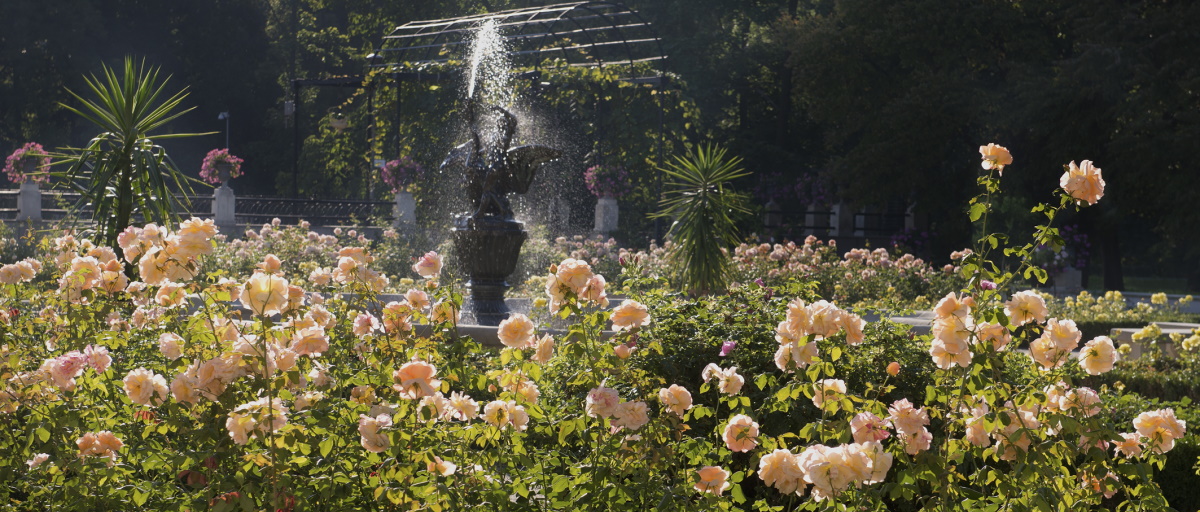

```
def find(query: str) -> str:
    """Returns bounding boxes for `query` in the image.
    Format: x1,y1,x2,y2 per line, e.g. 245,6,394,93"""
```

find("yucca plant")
58,57,207,249
652,143,750,294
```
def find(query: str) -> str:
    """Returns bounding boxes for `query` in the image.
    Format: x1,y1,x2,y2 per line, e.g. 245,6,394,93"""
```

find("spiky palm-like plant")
59,57,206,249
652,144,750,294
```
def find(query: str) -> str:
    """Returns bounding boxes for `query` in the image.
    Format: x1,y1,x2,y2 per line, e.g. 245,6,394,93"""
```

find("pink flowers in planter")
3,142,51,184
200,148,244,185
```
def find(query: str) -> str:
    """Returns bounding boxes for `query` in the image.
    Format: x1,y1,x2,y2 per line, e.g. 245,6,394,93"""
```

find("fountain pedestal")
453,215,527,325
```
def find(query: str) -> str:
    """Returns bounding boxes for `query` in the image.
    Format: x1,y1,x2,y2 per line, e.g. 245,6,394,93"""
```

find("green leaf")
969,202,987,222
319,438,334,457
133,488,148,506
35,426,49,443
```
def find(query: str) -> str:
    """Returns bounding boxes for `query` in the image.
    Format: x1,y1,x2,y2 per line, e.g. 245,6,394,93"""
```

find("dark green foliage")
58,58,206,247
652,144,750,294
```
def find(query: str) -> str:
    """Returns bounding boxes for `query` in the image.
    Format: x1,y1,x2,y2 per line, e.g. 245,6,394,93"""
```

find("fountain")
442,21,562,325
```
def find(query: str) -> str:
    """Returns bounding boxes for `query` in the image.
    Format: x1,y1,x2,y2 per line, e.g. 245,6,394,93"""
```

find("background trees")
2,0,1198,288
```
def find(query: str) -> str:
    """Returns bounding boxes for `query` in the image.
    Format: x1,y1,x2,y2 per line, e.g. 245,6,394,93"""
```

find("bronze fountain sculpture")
442,96,562,324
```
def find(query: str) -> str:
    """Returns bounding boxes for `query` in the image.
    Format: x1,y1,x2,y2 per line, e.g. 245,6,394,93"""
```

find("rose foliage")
0,146,1188,511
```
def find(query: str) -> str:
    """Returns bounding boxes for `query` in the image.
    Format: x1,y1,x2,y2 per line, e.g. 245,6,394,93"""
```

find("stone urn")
594,195,618,233
453,215,527,325
215,161,235,185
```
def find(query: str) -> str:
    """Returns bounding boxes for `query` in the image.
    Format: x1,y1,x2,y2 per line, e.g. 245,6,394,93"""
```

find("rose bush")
0,145,1194,511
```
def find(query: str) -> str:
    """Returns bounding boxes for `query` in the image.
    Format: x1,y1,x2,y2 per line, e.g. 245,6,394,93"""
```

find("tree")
59,58,206,248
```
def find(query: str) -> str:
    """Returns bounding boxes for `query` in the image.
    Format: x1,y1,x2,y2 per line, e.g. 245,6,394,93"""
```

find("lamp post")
217,111,230,149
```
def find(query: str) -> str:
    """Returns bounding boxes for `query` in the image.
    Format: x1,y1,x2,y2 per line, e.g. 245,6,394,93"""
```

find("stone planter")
594,196,618,233
215,161,235,184
393,191,416,228
452,216,527,326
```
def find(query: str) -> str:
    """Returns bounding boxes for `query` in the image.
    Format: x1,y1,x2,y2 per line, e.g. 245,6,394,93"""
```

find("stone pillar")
16,180,41,222
213,183,237,233
830,202,855,237
594,196,618,233
393,191,416,228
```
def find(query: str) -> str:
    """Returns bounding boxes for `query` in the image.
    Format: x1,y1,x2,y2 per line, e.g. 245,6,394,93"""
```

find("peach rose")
806,300,842,339
381,301,413,334
1004,290,1048,326
446,391,479,421
159,333,184,360
901,427,932,455
392,360,441,400
934,292,974,319
555,258,594,293
412,251,442,278
1134,408,1187,454
702,363,744,395
497,313,536,349
1113,432,1143,458
886,362,901,376
759,449,806,495
123,368,169,406
483,400,511,429
404,289,431,311
358,414,392,453
612,401,650,431
695,466,731,495
353,313,380,336
431,300,460,326
840,312,866,346
657,384,693,417
610,300,650,331
976,322,1011,350
291,327,329,357
530,335,555,364
887,399,929,436
774,341,819,372
241,272,289,317
722,414,760,452
586,387,620,419
1080,336,1117,375
811,379,846,410
979,143,1013,173
850,412,892,443
1060,160,1105,205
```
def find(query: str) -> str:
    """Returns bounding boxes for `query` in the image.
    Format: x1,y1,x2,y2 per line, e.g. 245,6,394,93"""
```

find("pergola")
372,1,668,86
290,2,670,207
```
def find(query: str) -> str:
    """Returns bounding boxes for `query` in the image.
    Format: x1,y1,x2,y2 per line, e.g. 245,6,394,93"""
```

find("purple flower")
719,340,737,357
980,280,997,290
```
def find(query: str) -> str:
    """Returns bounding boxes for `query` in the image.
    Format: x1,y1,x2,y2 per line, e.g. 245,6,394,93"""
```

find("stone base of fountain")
453,215,527,325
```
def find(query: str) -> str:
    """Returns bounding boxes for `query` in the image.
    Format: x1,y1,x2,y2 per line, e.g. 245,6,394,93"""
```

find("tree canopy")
2,0,1198,286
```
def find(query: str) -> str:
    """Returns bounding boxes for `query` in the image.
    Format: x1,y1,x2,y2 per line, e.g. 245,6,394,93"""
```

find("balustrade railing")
0,186,394,227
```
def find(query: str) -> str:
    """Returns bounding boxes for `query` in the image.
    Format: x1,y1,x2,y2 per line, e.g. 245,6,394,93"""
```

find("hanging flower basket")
200,149,244,185
3,142,51,185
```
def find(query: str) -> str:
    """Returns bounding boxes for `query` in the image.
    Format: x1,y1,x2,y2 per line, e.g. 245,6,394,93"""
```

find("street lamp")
217,111,230,149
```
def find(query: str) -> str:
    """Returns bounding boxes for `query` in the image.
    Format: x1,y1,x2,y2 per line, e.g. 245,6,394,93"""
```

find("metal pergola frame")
291,2,671,236
372,1,668,86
